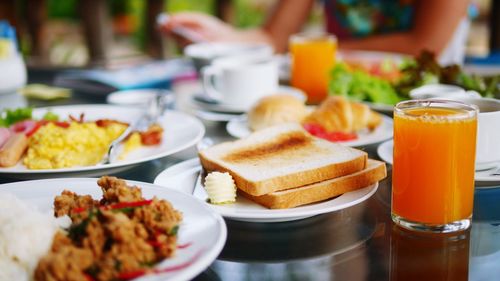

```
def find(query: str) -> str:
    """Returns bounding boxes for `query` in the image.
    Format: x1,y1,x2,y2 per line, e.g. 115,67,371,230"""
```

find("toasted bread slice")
239,159,386,209
199,124,367,196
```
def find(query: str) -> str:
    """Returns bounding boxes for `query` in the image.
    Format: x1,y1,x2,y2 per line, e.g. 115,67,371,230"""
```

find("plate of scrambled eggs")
0,105,205,179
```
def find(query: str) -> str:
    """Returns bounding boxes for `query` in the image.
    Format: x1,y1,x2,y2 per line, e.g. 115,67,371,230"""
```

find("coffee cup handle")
201,66,223,102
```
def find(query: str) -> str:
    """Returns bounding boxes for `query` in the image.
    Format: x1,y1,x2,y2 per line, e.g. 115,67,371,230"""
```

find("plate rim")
0,177,227,281
226,115,394,147
154,158,379,222
212,184,378,220
106,88,166,105
0,104,206,174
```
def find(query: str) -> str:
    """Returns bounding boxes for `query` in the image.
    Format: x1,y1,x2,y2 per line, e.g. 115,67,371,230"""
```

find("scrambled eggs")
24,122,141,169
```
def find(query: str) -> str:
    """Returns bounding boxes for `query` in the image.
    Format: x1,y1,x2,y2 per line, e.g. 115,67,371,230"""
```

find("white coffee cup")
457,98,500,170
201,55,278,110
409,84,481,100
185,42,274,73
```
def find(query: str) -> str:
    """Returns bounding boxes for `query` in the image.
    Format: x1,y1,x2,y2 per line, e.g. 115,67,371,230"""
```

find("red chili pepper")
102,199,153,211
25,122,42,137
177,242,192,249
118,269,148,280
54,121,70,128
148,240,163,248
95,119,128,127
117,249,204,280
83,273,96,281
72,207,87,214
72,200,153,214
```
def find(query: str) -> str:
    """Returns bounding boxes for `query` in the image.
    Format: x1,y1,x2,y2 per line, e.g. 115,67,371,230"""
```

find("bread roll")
248,94,308,131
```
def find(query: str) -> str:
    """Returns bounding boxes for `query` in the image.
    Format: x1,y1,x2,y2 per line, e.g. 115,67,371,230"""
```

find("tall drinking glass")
290,33,337,104
392,99,478,233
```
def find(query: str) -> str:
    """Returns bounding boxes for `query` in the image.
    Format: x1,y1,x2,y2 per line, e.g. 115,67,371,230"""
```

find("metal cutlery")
100,93,167,165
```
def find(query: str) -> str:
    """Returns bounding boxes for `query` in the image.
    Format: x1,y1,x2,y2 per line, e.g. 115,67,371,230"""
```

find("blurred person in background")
161,0,470,64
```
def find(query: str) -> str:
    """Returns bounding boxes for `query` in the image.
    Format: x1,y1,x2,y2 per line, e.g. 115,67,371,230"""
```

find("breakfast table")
1,66,500,281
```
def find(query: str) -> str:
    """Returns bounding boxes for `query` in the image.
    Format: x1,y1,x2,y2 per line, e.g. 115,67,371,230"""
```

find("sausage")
0,128,11,149
0,133,29,167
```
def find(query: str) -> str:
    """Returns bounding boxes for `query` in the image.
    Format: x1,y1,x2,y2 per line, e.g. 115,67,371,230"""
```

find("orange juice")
290,34,336,104
392,100,477,231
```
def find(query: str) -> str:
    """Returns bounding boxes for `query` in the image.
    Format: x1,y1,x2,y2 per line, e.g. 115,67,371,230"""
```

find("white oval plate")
0,105,205,179
377,140,500,188
0,178,226,281
191,85,306,113
154,158,379,223
227,115,393,147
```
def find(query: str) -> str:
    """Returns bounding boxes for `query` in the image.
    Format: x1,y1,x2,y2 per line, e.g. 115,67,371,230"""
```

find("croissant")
302,96,382,133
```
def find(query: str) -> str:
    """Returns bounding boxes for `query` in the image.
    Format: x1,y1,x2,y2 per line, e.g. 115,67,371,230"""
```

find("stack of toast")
199,124,386,209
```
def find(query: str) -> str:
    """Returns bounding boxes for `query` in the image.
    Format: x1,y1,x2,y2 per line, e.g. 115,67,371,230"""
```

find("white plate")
376,140,394,165
0,178,227,281
377,140,500,188
107,89,174,106
227,115,393,147
191,85,306,113
154,158,379,223
0,105,205,179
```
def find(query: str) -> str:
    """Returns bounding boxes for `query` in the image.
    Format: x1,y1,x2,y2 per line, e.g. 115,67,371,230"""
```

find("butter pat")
204,172,236,204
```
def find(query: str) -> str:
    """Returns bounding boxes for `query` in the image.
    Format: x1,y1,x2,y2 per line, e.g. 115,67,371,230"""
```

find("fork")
99,114,152,165
100,93,167,165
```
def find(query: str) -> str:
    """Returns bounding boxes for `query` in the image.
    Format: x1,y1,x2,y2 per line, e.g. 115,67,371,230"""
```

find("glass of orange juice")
392,99,478,233
290,33,337,104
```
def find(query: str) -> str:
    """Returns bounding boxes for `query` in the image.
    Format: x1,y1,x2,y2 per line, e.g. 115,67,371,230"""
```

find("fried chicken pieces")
35,176,182,281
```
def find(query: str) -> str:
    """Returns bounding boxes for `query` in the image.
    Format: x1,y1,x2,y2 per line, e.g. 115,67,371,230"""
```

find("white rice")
0,192,69,281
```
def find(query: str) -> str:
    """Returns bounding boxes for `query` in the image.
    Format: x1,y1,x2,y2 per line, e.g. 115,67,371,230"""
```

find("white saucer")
227,115,394,147
194,110,241,122
377,140,500,188
154,158,379,223
191,85,306,113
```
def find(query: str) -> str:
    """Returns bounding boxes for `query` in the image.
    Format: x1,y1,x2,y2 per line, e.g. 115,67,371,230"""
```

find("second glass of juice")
392,99,478,233
290,33,337,104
